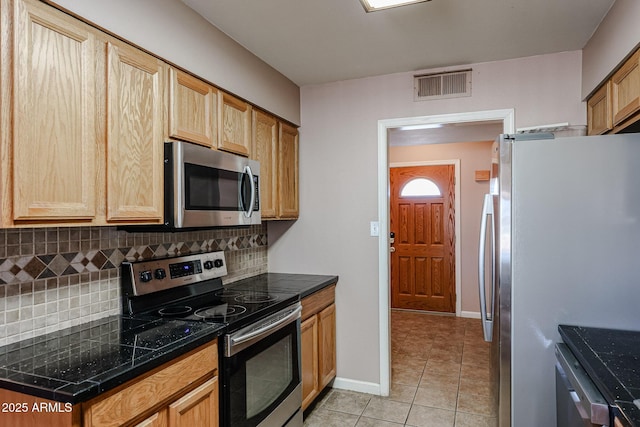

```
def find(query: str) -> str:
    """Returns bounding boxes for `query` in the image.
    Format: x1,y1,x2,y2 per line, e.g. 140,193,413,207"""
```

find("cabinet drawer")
84,341,217,427
301,285,336,321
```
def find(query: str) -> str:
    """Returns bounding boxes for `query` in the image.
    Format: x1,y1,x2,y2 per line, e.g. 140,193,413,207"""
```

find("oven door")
222,304,302,427
168,141,260,228
555,344,611,426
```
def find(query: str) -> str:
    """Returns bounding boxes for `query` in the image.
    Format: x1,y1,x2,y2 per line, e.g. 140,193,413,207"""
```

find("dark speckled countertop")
0,272,338,405
0,316,225,403
226,273,338,299
559,325,640,427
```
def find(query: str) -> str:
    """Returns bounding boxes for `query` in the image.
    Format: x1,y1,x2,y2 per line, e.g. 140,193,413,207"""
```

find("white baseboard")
460,311,481,319
331,377,383,396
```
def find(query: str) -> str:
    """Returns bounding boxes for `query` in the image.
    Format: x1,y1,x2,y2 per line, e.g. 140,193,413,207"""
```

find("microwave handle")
243,165,256,218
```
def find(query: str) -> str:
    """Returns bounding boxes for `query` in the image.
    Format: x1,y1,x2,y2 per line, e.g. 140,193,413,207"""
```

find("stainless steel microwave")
164,141,260,228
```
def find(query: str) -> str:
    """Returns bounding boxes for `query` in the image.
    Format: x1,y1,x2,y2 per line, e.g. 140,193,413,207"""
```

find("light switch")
370,221,379,237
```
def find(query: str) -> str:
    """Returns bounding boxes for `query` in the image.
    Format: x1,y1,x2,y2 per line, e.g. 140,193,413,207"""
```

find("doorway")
390,163,456,313
376,109,515,396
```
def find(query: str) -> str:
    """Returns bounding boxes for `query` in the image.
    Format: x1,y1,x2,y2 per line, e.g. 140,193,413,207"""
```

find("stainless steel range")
121,251,303,427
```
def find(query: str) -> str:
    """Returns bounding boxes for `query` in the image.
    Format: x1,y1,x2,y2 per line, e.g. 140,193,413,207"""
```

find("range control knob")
214,259,224,268
203,260,214,270
154,268,166,280
140,270,153,283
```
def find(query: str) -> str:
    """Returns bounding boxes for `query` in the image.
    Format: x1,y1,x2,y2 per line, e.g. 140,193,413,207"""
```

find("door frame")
376,109,515,396
389,160,461,314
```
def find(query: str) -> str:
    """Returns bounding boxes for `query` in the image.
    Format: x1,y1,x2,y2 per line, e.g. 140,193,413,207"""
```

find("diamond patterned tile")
23,258,46,279
0,229,267,285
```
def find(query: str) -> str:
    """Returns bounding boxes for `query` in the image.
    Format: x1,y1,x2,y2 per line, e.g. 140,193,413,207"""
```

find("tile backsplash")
0,225,267,346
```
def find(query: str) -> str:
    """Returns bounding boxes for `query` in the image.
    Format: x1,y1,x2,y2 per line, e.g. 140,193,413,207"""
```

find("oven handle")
225,303,302,357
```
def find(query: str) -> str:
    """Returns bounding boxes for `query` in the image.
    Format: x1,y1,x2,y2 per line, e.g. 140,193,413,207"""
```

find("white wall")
582,0,640,98
47,0,301,124
389,141,494,315
268,50,585,389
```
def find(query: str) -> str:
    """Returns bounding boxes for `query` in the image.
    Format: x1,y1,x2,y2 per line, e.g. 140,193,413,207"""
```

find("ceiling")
182,0,615,87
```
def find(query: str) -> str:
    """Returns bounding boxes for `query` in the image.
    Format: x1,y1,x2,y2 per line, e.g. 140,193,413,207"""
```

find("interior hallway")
303,310,496,427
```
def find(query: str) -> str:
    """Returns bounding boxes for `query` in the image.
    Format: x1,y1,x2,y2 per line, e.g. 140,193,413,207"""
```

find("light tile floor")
303,310,497,427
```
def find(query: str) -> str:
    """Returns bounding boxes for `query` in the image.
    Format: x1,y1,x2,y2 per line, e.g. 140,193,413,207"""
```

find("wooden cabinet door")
106,40,164,222
169,68,218,148
12,0,97,221
612,50,640,126
587,82,612,135
135,410,168,427
252,110,278,218
318,303,337,389
278,123,299,219
300,315,319,411
218,92,251,156
168,377,218,427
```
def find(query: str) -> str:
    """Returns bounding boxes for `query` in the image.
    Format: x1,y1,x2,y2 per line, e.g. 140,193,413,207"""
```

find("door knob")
390,247,396,253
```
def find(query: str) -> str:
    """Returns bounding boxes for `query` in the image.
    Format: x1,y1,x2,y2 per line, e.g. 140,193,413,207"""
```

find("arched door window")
400,178,441,197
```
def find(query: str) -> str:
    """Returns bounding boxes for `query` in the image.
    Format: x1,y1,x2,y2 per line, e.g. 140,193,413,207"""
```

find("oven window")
224,319,301,427
185,163,240,210
245,335,293,418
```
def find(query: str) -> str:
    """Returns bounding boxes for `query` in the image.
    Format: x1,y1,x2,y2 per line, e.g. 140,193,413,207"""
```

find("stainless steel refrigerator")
478,133,640,427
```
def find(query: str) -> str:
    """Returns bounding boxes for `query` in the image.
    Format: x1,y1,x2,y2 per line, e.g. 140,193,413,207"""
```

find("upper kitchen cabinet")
106,39,165,223
612,49,640,127
1,0,166,227
168,67,218,148
587,82,613,135
588,48,640,134
251,111,300,220
252,110,278,218
219,92,252,156
7,0,99,224
278,123,299,219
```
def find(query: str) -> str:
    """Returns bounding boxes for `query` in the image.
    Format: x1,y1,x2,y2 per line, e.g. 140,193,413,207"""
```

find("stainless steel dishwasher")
555,343,610,426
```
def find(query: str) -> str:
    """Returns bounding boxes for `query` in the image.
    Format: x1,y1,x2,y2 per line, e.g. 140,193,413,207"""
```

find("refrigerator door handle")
478,193,494,342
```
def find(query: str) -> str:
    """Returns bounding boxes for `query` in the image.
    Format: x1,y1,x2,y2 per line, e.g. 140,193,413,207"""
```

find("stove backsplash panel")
0,225,267,346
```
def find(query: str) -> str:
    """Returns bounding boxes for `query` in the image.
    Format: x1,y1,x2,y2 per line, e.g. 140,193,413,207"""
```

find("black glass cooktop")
141,285,299,332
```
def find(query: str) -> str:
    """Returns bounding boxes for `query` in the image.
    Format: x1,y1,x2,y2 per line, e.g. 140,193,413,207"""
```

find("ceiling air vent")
414,69,472,101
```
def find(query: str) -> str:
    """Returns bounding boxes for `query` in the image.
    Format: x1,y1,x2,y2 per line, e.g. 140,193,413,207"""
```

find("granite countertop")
0,272,338,405
0,316,225,403
559,325,640,427
226,273,338,299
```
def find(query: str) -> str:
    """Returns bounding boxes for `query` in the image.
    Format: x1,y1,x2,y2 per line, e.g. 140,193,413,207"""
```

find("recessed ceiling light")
359,0,431,12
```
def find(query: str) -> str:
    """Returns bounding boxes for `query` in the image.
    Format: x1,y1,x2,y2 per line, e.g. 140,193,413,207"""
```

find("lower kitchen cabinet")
84,340,218,427
135,377,218,427
300,286,336,410
0,340,219,427
301,314,319,410
168,378,218,427
318,303,337,389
